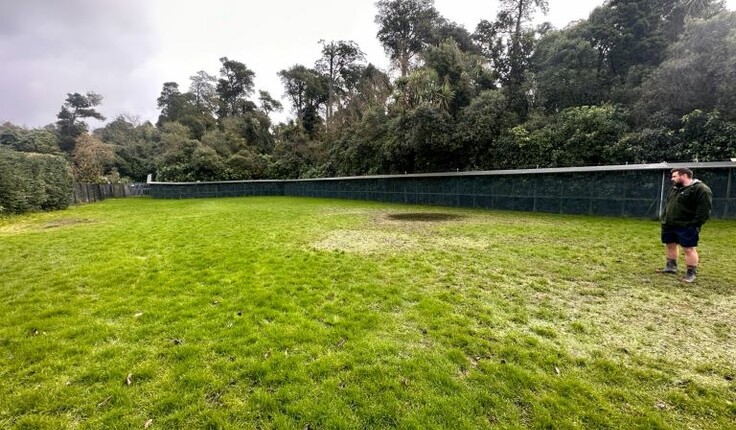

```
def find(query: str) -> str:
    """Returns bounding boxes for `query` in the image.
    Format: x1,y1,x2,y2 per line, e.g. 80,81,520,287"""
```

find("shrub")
0,147,73,214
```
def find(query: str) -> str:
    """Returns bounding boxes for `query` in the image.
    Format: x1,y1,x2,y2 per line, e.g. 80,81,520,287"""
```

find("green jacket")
661,180,713,227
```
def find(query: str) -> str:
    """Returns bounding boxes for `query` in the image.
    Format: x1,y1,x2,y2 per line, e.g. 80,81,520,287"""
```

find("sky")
2,0,735,129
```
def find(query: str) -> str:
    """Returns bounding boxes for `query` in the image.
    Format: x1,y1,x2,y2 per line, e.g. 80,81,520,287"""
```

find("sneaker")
657,262,677,274
681,272,696,283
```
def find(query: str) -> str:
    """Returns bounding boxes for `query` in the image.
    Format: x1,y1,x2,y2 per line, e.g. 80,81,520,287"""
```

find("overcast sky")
2,0,734,129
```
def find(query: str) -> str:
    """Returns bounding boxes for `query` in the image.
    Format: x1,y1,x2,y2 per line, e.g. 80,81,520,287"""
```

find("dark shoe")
656,266,677,274
681,272,696,283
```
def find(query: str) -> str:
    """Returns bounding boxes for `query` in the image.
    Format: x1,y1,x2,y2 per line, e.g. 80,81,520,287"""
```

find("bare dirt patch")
312,210,488,254
43,218,94,229
385,213,466,222
0,217,95,235
312,229,418,254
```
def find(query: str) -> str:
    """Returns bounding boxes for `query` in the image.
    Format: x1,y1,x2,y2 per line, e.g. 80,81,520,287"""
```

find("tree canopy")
4,1,734,190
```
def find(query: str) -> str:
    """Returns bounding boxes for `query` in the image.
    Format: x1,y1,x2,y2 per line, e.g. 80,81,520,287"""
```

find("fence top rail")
148,161,736,185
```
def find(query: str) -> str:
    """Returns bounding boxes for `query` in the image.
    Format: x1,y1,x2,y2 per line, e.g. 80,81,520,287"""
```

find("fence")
147,162,736,219
72,183,149,204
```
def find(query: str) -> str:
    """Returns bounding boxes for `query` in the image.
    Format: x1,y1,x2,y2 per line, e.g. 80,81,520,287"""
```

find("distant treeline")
2,0,735,214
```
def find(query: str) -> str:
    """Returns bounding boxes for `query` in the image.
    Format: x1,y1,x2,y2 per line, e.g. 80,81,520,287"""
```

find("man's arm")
693,186,713,226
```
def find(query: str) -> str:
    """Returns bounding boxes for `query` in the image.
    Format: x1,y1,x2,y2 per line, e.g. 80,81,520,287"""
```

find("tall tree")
430,19,480,54
258,90,283,114
636,11,736,122
315,40,365,119
278,65,328,136
189,71,219,115
375,0,440,76
334,64,393,123
655,0,724,41
216,57,256,118
585,1,667,80
56,92,105,153
475,0,548,120
157,82,188,125
532,24,606,111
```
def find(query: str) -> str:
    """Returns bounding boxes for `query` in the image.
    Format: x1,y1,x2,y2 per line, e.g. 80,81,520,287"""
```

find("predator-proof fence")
148,162,736,219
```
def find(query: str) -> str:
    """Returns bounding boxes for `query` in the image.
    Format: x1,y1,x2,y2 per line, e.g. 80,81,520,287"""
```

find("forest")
2,0,735,206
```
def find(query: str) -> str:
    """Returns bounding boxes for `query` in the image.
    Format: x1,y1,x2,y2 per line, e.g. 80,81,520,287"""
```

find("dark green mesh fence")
148,163,736,219
148,181,284,199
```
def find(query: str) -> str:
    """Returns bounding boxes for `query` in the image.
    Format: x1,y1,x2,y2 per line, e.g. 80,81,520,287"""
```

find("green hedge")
0,147,73,214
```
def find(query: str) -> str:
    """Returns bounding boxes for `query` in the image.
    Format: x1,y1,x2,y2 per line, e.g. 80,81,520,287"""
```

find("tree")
278,65,328,137
659,0,725,41
333,64,392,124
56,92,105,153
455,89,515,168
155,122,206,182
315,40,365,119
677,109,736,161
636,11,736,122
375,0,441,76
533,24,606,111
157,81,216,139
327,107,391,176
0,147,73,214
473,0,548,120
156,82,189,125
608,109,735,164
95,115,159,182
72,134,115,182
216,57,256,118
383,104,457,173
189,71,219,115
421,40,489,116
430,19,480,54
580,0,724,88
392,68,453,113
270,121,329,178
258,90,283,114
500,104,629,168
1,122,60,154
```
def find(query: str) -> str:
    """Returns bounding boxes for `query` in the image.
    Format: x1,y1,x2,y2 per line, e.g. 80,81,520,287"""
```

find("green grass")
1,197,734,429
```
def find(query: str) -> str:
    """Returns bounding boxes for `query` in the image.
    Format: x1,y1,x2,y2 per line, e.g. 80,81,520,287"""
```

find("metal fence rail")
147,162,736,219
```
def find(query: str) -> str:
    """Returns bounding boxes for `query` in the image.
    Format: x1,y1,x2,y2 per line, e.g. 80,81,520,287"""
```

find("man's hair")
671,167,693,178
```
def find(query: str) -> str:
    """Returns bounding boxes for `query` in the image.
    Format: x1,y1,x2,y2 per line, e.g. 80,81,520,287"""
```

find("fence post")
658,170,667,218
725,167,732,218
455,177,459,207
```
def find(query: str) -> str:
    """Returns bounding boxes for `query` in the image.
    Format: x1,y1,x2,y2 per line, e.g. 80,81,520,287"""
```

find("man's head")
671,168,694,187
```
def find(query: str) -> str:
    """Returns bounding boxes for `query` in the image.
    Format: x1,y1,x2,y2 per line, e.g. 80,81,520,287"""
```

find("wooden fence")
72,183,149,204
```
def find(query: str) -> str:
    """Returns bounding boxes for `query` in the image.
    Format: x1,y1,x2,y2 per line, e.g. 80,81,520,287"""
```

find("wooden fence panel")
72,183,149,204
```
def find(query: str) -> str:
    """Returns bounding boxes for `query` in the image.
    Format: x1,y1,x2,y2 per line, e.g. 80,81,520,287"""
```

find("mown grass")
0,197,734,429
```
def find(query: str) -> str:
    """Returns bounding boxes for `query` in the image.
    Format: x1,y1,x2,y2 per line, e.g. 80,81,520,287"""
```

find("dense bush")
0,147,73,214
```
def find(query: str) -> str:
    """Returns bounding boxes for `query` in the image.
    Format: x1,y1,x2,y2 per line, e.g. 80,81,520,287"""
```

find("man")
659,167,713,283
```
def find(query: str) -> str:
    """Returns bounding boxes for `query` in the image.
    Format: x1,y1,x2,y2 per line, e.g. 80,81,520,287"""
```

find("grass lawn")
0,197,734,429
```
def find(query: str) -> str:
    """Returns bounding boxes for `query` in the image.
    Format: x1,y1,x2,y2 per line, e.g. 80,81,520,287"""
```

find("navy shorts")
661,225,700,247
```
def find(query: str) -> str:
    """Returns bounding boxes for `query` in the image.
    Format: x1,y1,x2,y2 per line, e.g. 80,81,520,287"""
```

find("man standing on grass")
658,167,712,283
